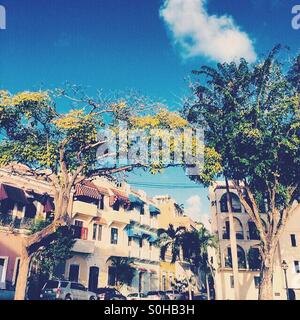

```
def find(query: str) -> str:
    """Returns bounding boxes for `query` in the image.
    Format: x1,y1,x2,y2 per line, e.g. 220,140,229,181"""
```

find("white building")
209,181,300,300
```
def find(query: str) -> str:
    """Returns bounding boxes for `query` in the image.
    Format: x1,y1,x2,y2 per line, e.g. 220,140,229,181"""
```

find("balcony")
102,211,130,226
72,239,95,254
72,200,98,217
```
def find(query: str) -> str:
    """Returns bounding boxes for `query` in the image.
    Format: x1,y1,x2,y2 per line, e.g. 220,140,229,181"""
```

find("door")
88,267,99,292
288,289,296,300
0,257,8,289
69,264,79,282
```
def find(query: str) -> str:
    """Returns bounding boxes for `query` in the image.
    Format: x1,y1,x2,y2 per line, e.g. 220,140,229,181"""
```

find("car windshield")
128,293,138,297
44,280,59,289
147,291,158,295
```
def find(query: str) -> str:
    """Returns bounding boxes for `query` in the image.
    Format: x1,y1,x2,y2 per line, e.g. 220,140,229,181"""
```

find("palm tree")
157,224,199,299
106,256,136,290
196,225,218,300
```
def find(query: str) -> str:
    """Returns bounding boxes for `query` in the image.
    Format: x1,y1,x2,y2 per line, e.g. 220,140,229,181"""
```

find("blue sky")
0,0,299,224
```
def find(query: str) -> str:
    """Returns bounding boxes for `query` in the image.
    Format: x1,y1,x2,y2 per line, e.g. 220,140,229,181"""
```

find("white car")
146,291,170,300
165,290,182,300
40,280,97,300
127,292,148,300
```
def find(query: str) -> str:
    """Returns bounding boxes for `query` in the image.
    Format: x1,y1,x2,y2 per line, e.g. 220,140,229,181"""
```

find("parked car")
127,292,148,300
96,288,126,300
40,280,97,300
146,291,170,300
192,293,208,300
164,290,183,300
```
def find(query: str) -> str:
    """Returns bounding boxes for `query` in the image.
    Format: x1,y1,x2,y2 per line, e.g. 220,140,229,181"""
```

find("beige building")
64,177,161,294
209,181,300,300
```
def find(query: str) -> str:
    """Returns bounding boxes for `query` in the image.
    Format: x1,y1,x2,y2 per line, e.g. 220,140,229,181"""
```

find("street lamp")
281,260,289,300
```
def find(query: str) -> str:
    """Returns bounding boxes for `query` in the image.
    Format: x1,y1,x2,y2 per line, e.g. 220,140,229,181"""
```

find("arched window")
222,217,244,240
248,221,260,240
220,193,242,213
224,245,247,269
248,247,262,270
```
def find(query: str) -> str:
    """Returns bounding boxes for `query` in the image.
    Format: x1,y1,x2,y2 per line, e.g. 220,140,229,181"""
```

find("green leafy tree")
183,46,300,299
0,87,155,300
197,226,218,299
158,224,200,299
107,256,136,289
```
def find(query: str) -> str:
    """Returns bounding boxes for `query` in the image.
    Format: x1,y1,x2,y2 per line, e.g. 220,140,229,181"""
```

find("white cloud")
185,195,211,230
160,0,257,63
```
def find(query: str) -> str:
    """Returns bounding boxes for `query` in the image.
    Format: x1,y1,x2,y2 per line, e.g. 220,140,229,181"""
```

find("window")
0,257,8,285
111,228,118,245
113,200,120,211
108,267,117,286
220,193,242,213
291,234,297,247
162,274,167,291
98,196,104,210
74,220,83,227
140,205,145,215
230,275,234,288
69,264,79,282
92,224,97,240
12,257,21,286
254,276,261,289
294,261,300,273
98,225,102,241
71,282,86,291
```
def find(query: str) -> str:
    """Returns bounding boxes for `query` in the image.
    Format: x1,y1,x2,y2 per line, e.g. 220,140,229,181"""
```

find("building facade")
153,195,200,293
0,166,201,297
209,181,300,300
65,177,161,294
0,166,55,290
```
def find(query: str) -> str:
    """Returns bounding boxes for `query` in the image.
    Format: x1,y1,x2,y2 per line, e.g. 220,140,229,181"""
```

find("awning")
148,234,158,243
129,194,145,206
0,184,29,205
75,181,102,200
126,226,143,238
110,189,130,208
149,204,160,215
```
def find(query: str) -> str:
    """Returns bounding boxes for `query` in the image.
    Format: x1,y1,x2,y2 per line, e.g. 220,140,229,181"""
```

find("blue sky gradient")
0,0,299,223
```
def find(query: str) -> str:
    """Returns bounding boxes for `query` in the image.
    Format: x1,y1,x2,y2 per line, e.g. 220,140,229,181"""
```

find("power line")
128,181,204,189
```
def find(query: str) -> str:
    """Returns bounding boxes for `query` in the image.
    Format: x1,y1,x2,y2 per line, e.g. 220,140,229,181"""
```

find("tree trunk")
225,177,240,300
259,250,275,300
206,274,211,300
14,186,73,300
14,244,31,300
